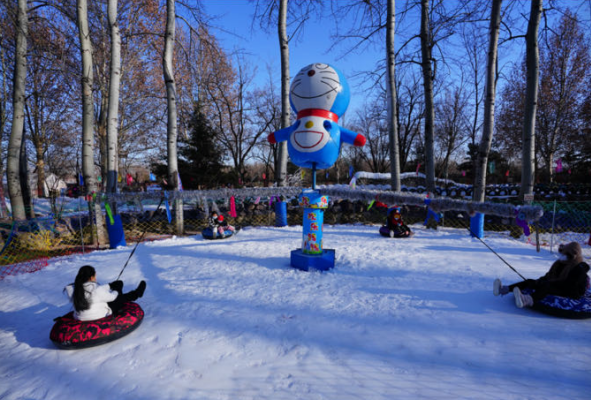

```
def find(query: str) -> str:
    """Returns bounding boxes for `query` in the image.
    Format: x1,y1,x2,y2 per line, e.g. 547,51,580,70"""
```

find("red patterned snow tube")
50,302,144,349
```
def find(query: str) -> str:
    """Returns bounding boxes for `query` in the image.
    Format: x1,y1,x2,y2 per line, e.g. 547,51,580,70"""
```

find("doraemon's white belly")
290,116,330,153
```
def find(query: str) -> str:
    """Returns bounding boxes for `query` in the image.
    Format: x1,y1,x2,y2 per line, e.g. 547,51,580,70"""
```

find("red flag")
505,170,509,177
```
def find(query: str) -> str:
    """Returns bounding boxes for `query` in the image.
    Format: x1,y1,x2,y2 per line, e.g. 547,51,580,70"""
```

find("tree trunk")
419,0,435,195
163,0,183,234
35,142,45,198
78,0,107,246
7,0,28,221
520,0,542,199
106,0,121,197
19,130,34,219
0,43,9,217
386,0,401,192
276,0,289,187
473,0,502,203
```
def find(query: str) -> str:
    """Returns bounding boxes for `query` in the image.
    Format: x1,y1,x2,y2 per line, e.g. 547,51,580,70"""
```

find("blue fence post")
470,213,484,239
275,201,288,227
106,214,127,249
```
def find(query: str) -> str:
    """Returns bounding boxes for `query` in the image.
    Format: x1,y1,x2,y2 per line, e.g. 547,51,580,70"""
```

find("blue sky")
200,0,385,113
197,0,591,116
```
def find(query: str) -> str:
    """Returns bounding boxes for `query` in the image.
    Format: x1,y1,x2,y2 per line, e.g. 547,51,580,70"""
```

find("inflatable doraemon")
268,63,366,170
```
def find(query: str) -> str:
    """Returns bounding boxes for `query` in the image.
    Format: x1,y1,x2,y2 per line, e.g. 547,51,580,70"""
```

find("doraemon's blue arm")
268,120,300,144
323,121,366,147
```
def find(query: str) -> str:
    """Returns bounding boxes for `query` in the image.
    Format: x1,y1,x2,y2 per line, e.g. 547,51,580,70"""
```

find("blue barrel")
107,214,127,249
275,201,287,227
470,212,484,239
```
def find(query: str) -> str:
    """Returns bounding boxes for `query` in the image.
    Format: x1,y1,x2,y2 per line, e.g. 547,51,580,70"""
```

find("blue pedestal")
275,201,287,227
107,214,127,249
470,213,484,239
290,249,335,271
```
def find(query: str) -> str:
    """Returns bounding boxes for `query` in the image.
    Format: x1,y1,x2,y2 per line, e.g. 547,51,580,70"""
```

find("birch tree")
419,0,435,195
163,0,183,234
473,0,502,203
78,0,107,245
6,0,28,220
520,0,542,199
106,0,121,195
386,0,400,191
276,0,288,187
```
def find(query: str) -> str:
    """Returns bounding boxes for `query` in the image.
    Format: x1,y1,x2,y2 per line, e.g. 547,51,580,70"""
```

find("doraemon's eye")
308,70,315,77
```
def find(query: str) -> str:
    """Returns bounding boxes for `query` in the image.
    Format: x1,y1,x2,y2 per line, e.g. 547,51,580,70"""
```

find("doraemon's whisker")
321,77,340,84
319,71,337,75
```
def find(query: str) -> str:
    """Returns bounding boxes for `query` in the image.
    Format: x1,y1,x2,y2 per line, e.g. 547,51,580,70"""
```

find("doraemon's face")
290,115,331,153
290,63,349,115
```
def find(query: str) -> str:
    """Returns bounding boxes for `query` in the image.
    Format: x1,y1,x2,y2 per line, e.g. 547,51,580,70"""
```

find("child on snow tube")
493,242,590,309
383,206,412,238
64,265,146,321
208,211,236,239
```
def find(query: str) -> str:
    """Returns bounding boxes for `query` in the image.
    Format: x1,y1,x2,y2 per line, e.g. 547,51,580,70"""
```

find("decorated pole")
267,63,366,271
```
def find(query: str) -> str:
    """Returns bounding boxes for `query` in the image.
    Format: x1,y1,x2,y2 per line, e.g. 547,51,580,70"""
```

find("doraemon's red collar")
297,109,338,122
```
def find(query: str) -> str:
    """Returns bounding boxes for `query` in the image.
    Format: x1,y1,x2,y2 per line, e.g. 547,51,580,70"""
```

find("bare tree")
473,0,502,203
78,0,107,245
419,0,436,194
106,0,122,196
0,18,11,217
386,0,400,191
520,0,542,199
352,100,390,173
434,85,470,181
163,0,183,234
6,0,28,220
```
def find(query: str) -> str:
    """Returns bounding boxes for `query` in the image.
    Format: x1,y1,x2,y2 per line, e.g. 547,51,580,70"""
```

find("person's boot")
493,279,510,296
134,280,147,299
513,287,534,308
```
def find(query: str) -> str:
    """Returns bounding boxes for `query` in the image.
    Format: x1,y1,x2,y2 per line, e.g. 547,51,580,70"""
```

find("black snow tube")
202,227,233,240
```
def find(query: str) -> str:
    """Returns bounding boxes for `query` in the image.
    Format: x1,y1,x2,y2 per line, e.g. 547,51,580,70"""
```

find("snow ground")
1,224,590,400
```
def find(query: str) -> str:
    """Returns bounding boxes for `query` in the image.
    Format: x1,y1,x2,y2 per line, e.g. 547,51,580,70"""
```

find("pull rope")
466,226,527,280
116,197,164,281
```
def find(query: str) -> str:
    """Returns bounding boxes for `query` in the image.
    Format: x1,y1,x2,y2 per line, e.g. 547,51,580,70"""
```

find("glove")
109,280,123,292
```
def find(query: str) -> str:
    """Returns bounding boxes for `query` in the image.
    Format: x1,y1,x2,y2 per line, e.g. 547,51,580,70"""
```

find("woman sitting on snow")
386,206,412,238
64,265,146,321
208,211,236,238
494,242,590,308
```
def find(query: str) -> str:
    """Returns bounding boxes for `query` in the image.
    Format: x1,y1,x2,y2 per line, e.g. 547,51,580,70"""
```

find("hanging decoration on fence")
514,206,531,236
150,173,156,181
556,159,563,173
104,202,115,225
164,192,171,223
229,196,237,218
488,161,495,174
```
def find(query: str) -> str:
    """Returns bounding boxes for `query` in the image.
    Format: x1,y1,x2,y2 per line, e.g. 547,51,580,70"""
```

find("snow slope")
1,225,589,400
